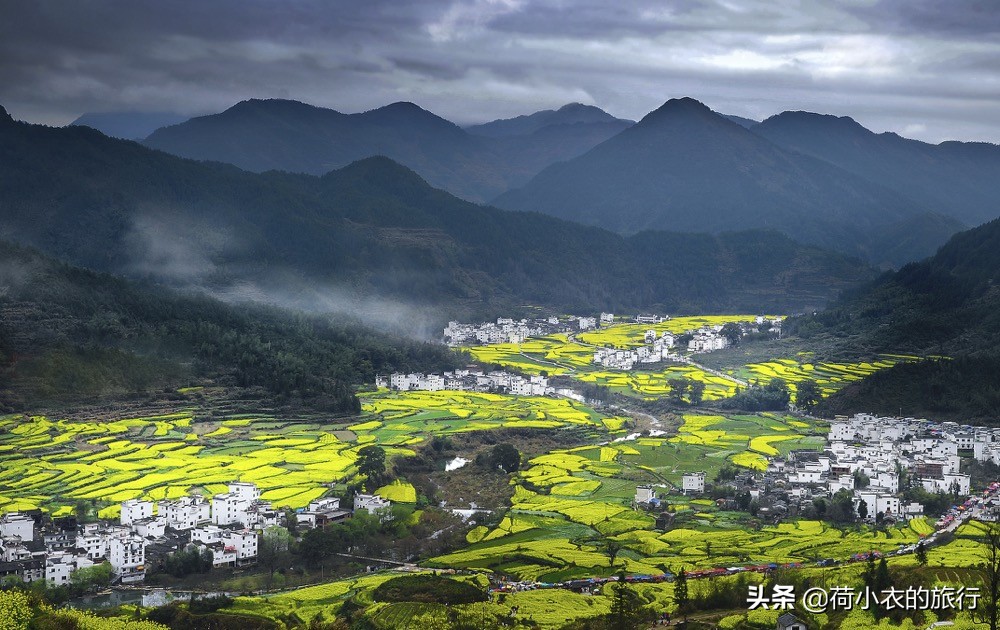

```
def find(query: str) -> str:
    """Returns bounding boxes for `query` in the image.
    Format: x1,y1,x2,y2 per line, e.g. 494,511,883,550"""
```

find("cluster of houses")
0,482,392,586
376,369,583,401
593,331,677,369
592,318,782,370
443,313,678,347
443,317,573,346
634,413,989,527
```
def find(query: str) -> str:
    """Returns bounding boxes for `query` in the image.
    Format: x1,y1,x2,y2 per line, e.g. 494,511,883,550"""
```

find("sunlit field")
0,392,624,517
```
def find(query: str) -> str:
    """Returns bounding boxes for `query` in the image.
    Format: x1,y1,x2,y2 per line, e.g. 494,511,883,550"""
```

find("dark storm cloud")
845,0,1000,37
1,0,999,143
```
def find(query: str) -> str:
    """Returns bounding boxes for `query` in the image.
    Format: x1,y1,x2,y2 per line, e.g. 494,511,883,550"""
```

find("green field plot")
421,410,928,584
0,391,622,516
462,317,916,403
745,355,918,396
578,315,777,349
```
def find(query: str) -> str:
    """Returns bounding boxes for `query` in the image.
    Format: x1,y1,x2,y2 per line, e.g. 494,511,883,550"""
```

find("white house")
0,513,34,542
108,534,146,583
682,472,706,495
354,494,391,514
227,482,261,502
212,493,251,527
635,485,655,504
223,529,258,563
131,517,166,539
45,551,94,585
120,499,154,526
159,496,210,531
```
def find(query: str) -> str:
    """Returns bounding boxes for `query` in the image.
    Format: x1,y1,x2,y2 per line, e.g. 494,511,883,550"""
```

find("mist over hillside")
0,108,875,323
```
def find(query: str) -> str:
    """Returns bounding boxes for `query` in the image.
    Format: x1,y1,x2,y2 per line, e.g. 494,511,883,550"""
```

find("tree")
259,525,293,589
975,520,1000,630
609,572,647,630
74,500,89,523
489,443,520,474
795,379,821,412
858,499,869,521
70,562,113,593
357,445,387,488
604,539,622,567
812,498,828,518
720,322,743,345
915,541,928,566
673,567,689,620
688,380,705,406
827,489,857,523
853,469,870,489
873,558,892,620
667,379,688,405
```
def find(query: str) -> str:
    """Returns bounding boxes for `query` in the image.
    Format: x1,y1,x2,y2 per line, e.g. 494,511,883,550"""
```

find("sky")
2,0,1000,144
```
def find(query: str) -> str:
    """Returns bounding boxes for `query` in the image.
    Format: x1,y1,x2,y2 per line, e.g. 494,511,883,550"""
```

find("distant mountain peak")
0,105,13,124
365,101,433,117
637,97,723,127
227,98,319,113
761,110,869,134
362,101,455,127
380,101,423,111
557,102,602,113
465,103,632,138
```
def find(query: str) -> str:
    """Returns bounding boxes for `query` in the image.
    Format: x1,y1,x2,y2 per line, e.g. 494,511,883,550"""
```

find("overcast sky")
3,0,1000,143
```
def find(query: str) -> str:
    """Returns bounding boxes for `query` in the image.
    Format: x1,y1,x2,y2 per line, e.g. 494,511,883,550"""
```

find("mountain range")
71,111,190,140
135,96,1000,267
142,99,632,202
494,98,973,267
0,104,873,322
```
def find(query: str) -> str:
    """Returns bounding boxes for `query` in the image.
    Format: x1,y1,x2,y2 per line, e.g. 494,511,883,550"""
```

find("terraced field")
423,411,940,587
577,315,777,349
0,392,621,517
463,318,917,400
745,355,921,396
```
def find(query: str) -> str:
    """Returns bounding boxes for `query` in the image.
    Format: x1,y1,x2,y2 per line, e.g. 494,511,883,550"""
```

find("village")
636,412,996,535
3,406,1000,607
0,482,394,586
444,313,780,372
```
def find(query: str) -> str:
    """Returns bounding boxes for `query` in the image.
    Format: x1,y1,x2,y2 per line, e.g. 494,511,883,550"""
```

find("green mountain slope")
493,98,956,266
789,218,1000,420
0,240,458,412
0,107,876,316
142,99,629,202
753,111,1000,227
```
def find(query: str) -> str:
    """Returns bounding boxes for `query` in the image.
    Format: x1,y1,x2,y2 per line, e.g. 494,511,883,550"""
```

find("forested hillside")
787,218,1000,420
0,108,875,317
0,241,458,412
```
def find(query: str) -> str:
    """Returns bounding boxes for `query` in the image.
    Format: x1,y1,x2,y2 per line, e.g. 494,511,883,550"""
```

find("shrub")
371,575,486,605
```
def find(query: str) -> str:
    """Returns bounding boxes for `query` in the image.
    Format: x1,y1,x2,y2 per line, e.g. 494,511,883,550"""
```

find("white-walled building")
159,496,210,531
108,534,146,583
0,513,34,542
354,494,391,514
682,472,706,495
46,551,94,585
120,499,154,526
132,517,166,539
635,486,655,504
224,529,258,562
212,493,251,527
